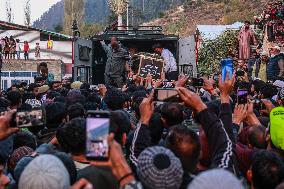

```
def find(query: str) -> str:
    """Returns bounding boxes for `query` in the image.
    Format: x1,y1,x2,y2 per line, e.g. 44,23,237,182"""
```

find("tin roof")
197,22,243,40
92,26,179,41
0,20,72,40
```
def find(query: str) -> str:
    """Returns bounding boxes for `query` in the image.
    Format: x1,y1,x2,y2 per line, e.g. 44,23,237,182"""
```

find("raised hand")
261,99,275,114
70,179,93,189
98,84,107,97
177,87,207,113
233,104,248,125
139,95,154,125
219,72,235,103
90,134,135,187
153,79,162,89
202,77,217,95
175,75,189,87
0,110,19,141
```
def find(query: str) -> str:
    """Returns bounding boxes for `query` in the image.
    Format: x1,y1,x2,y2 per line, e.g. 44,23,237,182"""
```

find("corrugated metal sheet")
0,20,72,40
197,22,243,40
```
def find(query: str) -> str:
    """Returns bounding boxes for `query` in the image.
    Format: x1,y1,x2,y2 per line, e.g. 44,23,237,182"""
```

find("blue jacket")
267,54,284,81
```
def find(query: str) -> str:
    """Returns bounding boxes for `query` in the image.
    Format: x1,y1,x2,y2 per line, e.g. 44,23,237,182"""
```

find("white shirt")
161,49,177,73
16,43,21,51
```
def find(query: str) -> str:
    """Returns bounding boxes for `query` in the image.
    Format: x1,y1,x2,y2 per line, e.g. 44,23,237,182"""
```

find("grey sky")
0,0,62,25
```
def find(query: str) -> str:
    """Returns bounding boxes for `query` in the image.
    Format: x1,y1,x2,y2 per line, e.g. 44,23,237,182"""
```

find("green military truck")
73,26,197,84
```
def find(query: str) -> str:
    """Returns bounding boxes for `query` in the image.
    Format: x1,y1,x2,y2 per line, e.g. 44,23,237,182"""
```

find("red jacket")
24,43,29,52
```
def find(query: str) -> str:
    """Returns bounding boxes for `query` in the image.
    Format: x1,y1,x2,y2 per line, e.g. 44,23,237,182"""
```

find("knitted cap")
71,81,83,89
19,155,70,189
187,169,244,189
8,146,34,172
260,51,268,56
14,156,34,183
38,85,49,94
137,146,183,189
35,143,57,155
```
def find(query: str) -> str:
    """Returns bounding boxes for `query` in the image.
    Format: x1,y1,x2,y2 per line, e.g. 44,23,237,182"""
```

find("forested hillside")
145,0,267,37
33,0,186,31
33,0,268,37
33,0,64,31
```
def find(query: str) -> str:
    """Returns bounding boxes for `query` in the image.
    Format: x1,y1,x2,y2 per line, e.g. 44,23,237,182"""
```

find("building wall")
1,59,64,90
0,30,72,74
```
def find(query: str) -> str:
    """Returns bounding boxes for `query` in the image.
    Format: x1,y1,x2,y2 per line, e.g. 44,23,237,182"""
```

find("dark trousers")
24,52,29,60
166,71,178,81
104,74,124,88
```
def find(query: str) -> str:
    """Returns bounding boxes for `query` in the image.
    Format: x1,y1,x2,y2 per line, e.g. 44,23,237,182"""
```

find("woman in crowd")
23,41,30,60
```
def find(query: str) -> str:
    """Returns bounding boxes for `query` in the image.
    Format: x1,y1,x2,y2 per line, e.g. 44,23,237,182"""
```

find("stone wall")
2,59,64,80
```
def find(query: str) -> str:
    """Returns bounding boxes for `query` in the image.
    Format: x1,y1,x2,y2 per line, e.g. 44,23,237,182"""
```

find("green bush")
198,29,239,75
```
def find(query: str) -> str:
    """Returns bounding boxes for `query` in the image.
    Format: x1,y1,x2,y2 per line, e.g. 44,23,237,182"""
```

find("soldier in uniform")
101,37,130,88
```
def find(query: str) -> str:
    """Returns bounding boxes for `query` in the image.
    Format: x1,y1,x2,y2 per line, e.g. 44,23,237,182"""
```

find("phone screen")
236,70,245,77
16,110,44,128
237,90,248,104
190,78,204,87
213,74,219,81
154,89,180,102
86,116,109,160
221,58,233,83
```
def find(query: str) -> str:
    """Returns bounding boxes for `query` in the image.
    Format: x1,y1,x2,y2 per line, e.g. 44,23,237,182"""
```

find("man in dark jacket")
128,73,240,187
267,46,284,81
101,37,130,88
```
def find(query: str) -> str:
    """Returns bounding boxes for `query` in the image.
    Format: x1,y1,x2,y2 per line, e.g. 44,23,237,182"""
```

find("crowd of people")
254,1,284,44
243,44,284,82
0,36,41,60
0,51,283,189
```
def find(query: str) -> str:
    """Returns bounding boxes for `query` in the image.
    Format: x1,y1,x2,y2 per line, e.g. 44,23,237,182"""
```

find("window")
10,72,32,77
32,72,38,77
11,80,29,85
1,80,7,91
1,72,9,77
79,45,91,61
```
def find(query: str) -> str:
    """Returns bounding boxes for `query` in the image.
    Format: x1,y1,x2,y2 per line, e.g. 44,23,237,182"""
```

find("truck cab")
73,26,196,84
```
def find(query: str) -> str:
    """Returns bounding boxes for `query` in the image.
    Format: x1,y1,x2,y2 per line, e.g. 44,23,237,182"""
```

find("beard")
271,54,277,58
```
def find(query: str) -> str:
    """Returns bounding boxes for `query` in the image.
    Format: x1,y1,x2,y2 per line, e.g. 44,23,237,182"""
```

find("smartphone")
153,88,181,102
188,78,204,87
237,89,248,104
90,85,99,91
162,82,174,88
86,111,110,161
213,74,219,81
15,110,44,128
221,58,233,83
236,70,245,77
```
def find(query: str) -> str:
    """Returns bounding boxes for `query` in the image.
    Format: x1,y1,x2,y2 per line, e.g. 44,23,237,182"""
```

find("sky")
0,0,62,25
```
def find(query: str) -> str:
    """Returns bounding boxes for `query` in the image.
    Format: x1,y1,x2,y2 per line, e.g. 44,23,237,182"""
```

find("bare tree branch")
24,0,31,26
5,0,14,23
64,0,85,35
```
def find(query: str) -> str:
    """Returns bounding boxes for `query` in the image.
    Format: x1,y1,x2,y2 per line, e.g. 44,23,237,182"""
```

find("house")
0,20,73,90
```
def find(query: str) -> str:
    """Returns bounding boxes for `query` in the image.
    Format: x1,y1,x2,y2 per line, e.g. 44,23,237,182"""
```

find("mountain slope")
33,0,186,31
33,0,64,31
144,0,267,37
